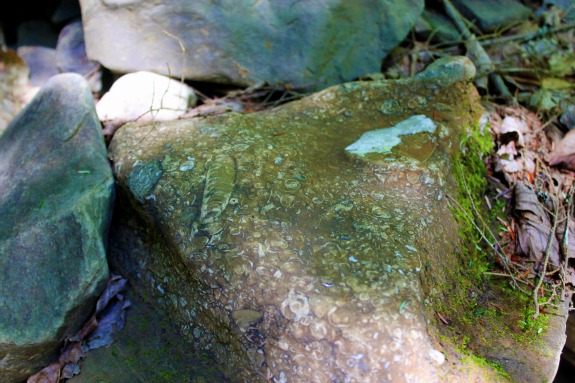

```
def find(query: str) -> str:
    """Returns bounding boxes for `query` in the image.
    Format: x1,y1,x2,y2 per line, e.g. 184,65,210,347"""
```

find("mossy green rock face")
109,57,561,382
0,74,113,383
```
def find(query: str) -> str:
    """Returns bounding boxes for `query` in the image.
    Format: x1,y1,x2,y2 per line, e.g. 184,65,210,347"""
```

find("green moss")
432,119,493,325
431,116,559,379
509,291,551,346
465,355,511,380
455,329,511,381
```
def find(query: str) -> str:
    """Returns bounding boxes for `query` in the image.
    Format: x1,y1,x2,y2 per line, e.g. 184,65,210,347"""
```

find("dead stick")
533,198,559,318
441,0,513,101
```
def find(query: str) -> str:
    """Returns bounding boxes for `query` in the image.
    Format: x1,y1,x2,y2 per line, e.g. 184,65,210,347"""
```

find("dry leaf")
27,274,130,382
27,362,60,383
497,141,518,159
513,182,561,265
495,156,523,173
548,129,575,171
500,116,526,147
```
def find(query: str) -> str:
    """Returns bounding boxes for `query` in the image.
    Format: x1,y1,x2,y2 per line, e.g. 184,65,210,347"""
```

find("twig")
534,113,560,134
533,195,559,318
446,193,527,294
484,271,531,285
441,0,514,101
479,22,575,47
559,186,574,299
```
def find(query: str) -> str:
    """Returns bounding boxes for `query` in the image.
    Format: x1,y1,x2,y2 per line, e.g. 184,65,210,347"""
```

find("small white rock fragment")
345,114,436,157
429,349,445,365
96,71,197,127
179,157,195,171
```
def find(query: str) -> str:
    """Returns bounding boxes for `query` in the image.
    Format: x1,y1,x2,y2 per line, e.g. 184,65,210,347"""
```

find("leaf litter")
27,274,130,383
383,0,575,315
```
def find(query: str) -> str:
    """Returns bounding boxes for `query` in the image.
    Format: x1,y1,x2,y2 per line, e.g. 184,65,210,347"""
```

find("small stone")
96,71,197,130
415,56,476,85
429,349,445,365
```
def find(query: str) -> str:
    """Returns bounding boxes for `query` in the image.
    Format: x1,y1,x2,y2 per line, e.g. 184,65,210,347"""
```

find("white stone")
429,349,445,365
96,71,197,126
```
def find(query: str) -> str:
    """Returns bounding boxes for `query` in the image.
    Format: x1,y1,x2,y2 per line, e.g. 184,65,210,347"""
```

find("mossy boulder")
108,57,566,382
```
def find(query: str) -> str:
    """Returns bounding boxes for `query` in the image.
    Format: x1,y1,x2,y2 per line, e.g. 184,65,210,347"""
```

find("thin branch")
533,194,559,318
441,0,514,101
446,193,527,293
479,22,575,47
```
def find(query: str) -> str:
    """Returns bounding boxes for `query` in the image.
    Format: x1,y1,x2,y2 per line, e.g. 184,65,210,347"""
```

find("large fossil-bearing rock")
108,57,566,382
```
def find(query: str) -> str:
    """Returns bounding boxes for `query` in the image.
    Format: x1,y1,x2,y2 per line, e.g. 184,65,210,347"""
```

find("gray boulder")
0,73,113,383
108,57,567,382
16,46,58,87
451,0,532,33
56,20,102,92
79,0,424,90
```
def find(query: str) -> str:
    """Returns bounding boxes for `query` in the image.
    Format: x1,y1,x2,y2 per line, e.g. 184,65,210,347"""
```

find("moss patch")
425,112,562,381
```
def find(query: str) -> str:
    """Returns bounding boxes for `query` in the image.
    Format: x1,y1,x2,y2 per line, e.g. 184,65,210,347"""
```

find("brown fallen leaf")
499,116,526,147
513,182,561,265
27,274,130,383
547,128,575,171
27,362,60,383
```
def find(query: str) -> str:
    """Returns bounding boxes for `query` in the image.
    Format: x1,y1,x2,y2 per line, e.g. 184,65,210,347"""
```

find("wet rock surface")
105,57,568,382
0,73,113,383
67,288,229,383
79,0,423,90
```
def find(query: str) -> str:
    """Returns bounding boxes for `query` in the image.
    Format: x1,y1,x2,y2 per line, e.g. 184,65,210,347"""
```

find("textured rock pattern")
79,0,424,90
0,73,113,382
108,57,566,382
110,57,465,382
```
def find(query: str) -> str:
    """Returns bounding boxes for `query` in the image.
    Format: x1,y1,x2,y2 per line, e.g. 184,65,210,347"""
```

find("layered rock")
79,0,424,90
0,73,113,383
108,57,566,382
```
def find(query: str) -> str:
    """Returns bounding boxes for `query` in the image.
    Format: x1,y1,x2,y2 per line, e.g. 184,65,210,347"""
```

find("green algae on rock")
108,57,564,383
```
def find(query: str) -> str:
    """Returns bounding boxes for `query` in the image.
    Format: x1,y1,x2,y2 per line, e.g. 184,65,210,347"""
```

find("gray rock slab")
17,46,58,87
108,57,566,383
52,0,82,25
451,0,533,33
0,73,113,383
415,8,461,43
56,20,102,92
79,0,423,91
